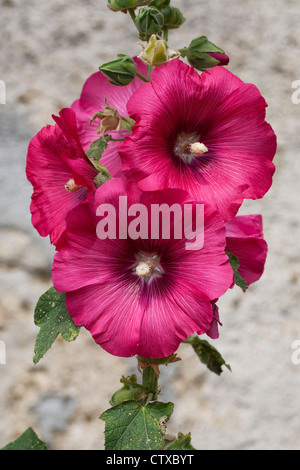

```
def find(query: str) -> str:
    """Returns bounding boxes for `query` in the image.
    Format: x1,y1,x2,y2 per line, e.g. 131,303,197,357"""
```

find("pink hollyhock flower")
71,57,147,177
119,59,277,221
26,108,99,247
225,214,268,286
52,178,234,358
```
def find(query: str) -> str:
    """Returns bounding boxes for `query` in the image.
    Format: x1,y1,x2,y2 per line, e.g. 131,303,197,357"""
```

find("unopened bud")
149,0,170,8
138,35,168,65
180,36,229,71
110,385,143,405
138,35,180,66
160,6,186,29
135,6,164,41
99,55,137,86
107,0,151,12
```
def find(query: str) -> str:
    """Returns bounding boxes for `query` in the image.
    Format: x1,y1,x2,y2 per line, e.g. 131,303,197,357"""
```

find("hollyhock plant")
13,1,279,452
71,57,147,177
52,178,234,358
119,59,277,221
26,107,100,247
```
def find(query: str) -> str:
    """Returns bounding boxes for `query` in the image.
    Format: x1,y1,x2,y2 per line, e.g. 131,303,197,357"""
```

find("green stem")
163,27,169,43
178,47,188,58
147,65,153,80
136,71,151,83
128,8,136,23
110,138,125,142
142,366,158,399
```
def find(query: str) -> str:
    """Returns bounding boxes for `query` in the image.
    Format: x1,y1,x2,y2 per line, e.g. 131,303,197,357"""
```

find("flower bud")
180,36,229,71
160,6,186,29
99,54,137,86
149,0,170,8
110,386,142,406
135,6,164,40
107,0,151,12
138,34,180,66
138,34,168,65
110,375,145,406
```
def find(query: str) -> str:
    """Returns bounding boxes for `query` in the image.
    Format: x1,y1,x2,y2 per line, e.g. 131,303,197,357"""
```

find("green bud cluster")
107,0,185,39
135,6,164,40
159,6,186,29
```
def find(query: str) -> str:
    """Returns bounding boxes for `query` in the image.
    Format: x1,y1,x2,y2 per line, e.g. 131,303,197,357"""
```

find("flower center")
64,179,83,193
174,133,208,164
133,252,163,283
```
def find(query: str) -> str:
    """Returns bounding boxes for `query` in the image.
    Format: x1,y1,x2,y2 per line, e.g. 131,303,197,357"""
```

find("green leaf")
226,251,248,291
1,427,48,450
185,336,231,376
166,432,195,450
100,400,174,450
33,286,80,364
86,135,113,162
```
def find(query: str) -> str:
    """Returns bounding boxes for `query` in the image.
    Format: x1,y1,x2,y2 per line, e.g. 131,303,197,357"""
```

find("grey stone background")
0,0,300,450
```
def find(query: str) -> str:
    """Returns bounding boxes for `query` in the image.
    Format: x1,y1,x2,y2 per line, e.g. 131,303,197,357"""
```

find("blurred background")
0,0,300,450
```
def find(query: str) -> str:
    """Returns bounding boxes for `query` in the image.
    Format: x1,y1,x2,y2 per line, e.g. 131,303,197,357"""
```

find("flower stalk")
136,71,151,82
128,7,136,21
142,365,159,403
163,26,168,42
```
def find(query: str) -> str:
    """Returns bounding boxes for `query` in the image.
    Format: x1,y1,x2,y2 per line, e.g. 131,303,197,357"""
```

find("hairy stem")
147,65,153,80
142,366,158,400
163,27,169,43
128,8,136,22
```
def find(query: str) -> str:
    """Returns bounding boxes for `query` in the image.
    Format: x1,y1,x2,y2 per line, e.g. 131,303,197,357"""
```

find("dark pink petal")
225,214,268,285
65,281,144,358
62,278,211,358
120,59,276,221
52,178,233,358
26,109,98,246
206,301,222,339
55,233,216,358
137,281,214,358
96,178,233,300
52,202,135,291
205,52,229,66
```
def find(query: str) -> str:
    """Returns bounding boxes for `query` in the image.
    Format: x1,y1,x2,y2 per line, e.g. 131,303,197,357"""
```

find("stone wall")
0,0,300,450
